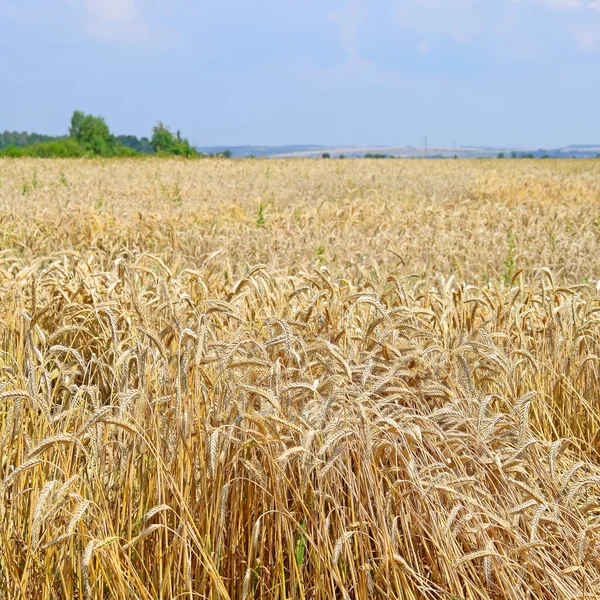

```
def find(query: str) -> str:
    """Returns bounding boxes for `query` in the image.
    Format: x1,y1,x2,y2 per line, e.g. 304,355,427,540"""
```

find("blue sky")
1,0,599,147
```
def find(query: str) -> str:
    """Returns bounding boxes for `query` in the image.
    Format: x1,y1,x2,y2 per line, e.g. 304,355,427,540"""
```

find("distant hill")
196,144,600,159
195,145,326,158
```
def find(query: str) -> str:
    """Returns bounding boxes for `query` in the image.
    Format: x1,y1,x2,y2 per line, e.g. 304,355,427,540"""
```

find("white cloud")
1,0,185,48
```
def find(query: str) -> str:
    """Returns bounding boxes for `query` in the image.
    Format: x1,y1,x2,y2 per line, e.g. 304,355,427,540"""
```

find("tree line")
0,111,230,158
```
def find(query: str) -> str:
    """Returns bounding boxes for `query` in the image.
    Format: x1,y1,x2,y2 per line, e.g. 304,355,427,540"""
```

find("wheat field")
1,157,600,599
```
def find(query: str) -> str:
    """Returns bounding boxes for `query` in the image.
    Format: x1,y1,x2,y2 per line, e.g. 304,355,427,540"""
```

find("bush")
111,145,138,157
0,145,26,157
0,138,86,158
31,139,86,158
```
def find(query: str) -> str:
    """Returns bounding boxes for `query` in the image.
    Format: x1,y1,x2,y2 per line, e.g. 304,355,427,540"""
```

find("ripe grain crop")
1,158,600,599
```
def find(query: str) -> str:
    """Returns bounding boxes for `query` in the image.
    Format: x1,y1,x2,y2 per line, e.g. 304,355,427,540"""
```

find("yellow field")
1,158,600,599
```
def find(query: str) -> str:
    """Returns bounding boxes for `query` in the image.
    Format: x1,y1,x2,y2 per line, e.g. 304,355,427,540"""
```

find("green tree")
151,122,197,157
115,135,153,153
151,122,175,153
0,131,59,150
69,110,116,155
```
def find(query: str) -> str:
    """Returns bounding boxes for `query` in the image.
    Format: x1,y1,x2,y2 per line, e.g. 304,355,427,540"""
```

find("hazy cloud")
86,0,137,23
537,0,584,7
392,0,479,46
329,0,363,59
575,27,600,49
418,40,432,56
513,0,600,9
83,0,151,42
513,0,600,51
